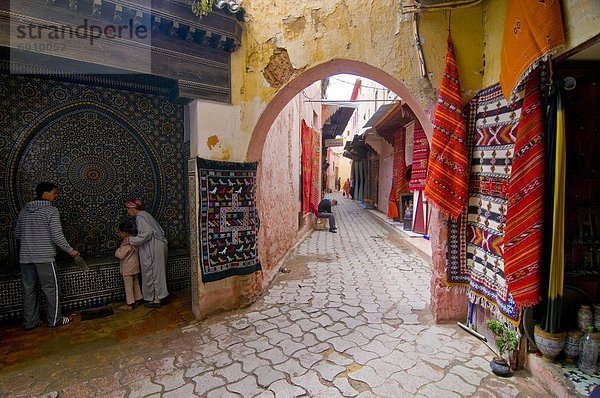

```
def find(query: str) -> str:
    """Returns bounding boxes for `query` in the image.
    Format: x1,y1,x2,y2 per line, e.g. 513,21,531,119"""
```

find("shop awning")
342,133,368,160
322,105,357,139
364,102,417,145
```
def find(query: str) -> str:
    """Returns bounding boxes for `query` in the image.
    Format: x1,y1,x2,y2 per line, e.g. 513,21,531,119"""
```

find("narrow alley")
0,197,548,398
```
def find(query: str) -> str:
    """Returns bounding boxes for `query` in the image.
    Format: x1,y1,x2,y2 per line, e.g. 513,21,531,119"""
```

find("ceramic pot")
534,324,566,362
594,304,600,331
564,330,584,363
489,357,512,377
579,305,593,331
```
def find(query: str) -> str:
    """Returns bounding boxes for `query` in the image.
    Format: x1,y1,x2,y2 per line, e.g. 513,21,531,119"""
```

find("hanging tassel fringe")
468,292,521,332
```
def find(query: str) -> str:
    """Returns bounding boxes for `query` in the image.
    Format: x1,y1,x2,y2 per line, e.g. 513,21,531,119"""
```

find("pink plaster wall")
256,83,321,276
429,205,469,323
256,124,299,272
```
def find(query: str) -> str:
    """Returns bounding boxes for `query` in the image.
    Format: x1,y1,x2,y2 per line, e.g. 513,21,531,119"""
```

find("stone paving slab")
0,196,550,397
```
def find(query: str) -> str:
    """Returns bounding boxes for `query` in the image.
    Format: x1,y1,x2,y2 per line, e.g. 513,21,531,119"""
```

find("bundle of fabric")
425,34,469,219
466,83,526,326
409,124,429,192
196,158,261,283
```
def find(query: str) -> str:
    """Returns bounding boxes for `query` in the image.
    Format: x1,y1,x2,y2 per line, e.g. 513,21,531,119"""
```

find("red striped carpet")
425,34,469,219
504,71,545,308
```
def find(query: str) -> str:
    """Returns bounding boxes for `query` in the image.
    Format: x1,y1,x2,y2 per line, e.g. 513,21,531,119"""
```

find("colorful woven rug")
465,83,525,326
504,71,545,308
301,120,312,215
425,34,469,219
409,123,428,192
310,127,321,214
499,0,564,99
445,97,477,288
197,158,261,283
393,129,407,196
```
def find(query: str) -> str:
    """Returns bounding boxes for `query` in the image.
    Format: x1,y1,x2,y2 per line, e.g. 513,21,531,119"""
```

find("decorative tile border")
0,255,190,324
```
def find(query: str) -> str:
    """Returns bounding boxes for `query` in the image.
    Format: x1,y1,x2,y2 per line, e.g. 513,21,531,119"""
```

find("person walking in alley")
343,178,350,198
317,198,338,233
14,181,79,329
125,198,169,308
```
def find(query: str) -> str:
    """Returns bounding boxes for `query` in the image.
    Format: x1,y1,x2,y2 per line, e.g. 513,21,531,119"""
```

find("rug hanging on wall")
301,120,312,215
409,123,429,192
197,158,261,283
503,71,545,308
465,82,526,326
393,129,407,197
425,34,469,220
445,96,478,288
310,127,321,214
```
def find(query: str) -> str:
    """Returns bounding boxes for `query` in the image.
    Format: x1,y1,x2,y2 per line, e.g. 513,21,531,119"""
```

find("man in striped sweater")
14,182,79,330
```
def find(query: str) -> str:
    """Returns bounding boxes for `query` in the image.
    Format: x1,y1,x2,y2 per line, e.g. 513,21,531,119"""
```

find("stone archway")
246,59,433,163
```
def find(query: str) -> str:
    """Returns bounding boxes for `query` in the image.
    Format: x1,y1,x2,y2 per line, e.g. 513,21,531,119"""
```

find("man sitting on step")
317,199,338,233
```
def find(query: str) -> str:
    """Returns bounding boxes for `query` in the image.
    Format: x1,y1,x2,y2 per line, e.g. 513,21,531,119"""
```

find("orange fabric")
499,0,564,99
388,184,399,219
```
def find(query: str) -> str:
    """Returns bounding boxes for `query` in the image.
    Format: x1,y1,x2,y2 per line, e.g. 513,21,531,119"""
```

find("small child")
115,221,142,310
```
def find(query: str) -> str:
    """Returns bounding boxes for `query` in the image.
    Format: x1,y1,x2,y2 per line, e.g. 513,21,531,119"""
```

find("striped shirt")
13,200,74,263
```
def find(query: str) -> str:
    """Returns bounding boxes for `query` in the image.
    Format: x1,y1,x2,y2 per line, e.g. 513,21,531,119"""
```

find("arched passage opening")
249,59,436,289
246,59,433,163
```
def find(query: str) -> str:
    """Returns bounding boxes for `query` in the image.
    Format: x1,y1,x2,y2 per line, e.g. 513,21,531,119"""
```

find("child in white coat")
115,221,142,310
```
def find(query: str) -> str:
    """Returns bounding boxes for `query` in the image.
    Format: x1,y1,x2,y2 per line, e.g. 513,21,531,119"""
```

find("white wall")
187,100,244,161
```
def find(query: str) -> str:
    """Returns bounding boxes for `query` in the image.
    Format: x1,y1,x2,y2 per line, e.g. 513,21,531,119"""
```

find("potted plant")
487,319,519,377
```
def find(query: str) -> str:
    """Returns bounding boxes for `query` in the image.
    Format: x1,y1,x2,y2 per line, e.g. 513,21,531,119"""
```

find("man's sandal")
50,316,72,328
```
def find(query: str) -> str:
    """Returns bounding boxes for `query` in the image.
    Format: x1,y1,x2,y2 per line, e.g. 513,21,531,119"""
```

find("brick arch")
246,59,433,162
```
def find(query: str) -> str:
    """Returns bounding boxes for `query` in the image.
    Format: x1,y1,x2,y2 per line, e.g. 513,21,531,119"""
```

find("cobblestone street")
0,196,548,397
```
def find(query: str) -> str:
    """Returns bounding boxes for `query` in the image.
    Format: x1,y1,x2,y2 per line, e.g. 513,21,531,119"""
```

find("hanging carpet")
301,120,312,215
445,96,477,288
465,82,526,326
310,127,321,214
197,158,261,283
425,34,469,220
503,71,545,308
393,129,407,197
499,0,564,99
409,124,429,192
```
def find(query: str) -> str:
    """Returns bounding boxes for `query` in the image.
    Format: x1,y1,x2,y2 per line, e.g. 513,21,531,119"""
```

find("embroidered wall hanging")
310,127,321,214
504,71,545,308
465,83,526,326
409,124,429,192
445,97,478,288
499,0,564,99
197,158,261,283
301,120,312,215
425,34,469,219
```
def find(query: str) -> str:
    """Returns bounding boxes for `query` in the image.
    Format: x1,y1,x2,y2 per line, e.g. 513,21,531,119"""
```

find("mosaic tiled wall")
0,74,187,272
0,75,191,322
0,255,191,323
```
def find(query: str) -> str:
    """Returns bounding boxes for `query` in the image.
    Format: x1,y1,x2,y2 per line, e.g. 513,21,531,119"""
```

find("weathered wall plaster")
187,100,243,161
418,6,485,101
561,0,600,52
256,83,322,273
234,0,488,163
